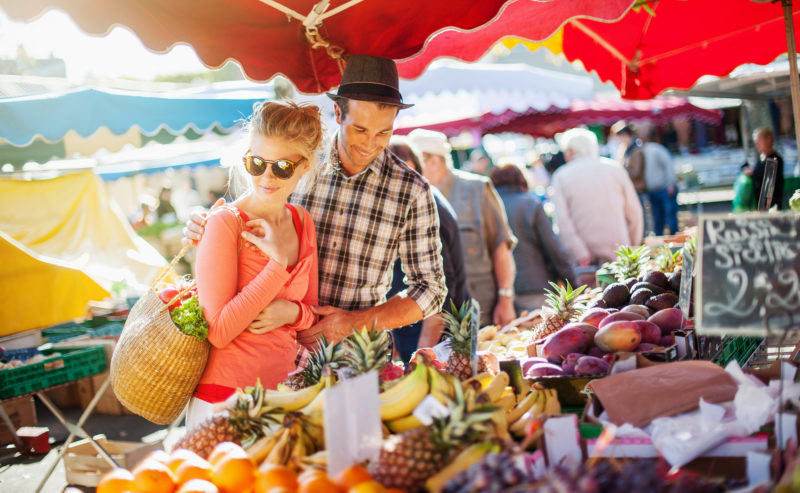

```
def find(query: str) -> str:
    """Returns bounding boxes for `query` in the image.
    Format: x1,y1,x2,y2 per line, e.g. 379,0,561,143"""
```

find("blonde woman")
187,101,323,428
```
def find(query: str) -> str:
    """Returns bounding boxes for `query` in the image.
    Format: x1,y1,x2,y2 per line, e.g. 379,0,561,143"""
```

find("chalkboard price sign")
696,212,800,335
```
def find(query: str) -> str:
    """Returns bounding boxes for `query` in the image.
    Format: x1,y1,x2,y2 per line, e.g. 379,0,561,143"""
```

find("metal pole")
782,0,800,160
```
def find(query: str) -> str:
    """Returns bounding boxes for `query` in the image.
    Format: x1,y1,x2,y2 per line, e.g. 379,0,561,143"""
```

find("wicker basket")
110,246,210,424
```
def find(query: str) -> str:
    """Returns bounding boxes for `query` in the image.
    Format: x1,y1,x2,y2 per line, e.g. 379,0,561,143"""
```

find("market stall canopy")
525,0,800,100
395,62,594,133
396,0,635,80
0,170,167,334
483,96,723,138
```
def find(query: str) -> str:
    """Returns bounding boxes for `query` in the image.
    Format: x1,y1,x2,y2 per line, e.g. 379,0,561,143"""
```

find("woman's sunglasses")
243,155,305,179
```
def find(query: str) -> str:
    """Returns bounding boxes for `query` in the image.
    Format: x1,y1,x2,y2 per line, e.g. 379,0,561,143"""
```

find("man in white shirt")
550,128,643,266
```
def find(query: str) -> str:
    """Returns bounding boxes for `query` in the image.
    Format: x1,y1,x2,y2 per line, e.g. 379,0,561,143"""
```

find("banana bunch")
246,412,323,471
507,384,561,437
382,363,460,433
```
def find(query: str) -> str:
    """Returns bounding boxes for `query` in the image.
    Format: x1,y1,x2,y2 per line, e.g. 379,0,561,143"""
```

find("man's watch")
497,288,515,299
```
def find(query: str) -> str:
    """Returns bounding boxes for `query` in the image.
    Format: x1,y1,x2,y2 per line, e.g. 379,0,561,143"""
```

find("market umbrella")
0,0,512,94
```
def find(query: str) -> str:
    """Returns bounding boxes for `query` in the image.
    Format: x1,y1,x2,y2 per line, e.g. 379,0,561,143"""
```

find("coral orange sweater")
194,204,318,396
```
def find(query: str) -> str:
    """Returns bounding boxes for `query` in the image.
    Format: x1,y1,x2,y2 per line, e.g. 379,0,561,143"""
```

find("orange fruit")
174,456,213,484
96,467,135,493
297,468,326,483
132,458,176,493
298,473,340,493
176,479,219,493
333,465,372,490
255,464,298,493
265,488,295,493
347,481,386,493
210,453,257,493
147,450,173,465
208,442,246,466
167,449,205,474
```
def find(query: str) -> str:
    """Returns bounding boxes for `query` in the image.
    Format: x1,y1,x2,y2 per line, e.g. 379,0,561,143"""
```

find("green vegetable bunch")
791,189,800,212
170,296,210,342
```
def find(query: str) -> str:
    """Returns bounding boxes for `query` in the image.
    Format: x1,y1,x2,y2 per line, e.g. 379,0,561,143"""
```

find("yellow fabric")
0,170,168,335
62,126,142,157
501,29,564,55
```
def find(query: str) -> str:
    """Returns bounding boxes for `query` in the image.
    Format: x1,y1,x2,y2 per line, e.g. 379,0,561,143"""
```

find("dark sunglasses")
243,155,305,179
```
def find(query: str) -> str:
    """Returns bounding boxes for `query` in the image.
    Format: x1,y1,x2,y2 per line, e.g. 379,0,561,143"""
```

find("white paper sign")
543,415,582,469
324,371,382,477
747,451,772,486
412,395,450,426
776,412,798,451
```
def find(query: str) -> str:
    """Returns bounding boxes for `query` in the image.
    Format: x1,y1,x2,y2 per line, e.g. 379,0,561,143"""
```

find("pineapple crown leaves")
441,300,477,357
340,323,392,375
231,380,281,445
300,335,344,386
542,281,588,317
652,246,682,273
429,382,497,452
608,244,652,281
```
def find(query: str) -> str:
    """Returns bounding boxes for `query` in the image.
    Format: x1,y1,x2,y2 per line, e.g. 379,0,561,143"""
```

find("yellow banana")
462,372,494,391
425,442,496,493
265,428,291,465
385,413,425,433
495,393,516,412
246,434,278,464
482,371,510,402
506,390,537,424
379,363,429,421
263,379,324,411
528,390,545,417
509,412,532,436
298,376,335,421
543,389,561,415
515,377,532,400
427,366,455,404
490,408,512,441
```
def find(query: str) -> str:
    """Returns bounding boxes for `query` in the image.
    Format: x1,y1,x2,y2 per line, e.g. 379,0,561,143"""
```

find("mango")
598,311,645,329
594,321,642,352
575,355,610,376
647,307,684,335
541,327,590,363
635,320,662,344
562,322,598,345
561,353,584,375
579,308,610,328
588,346,606,358
636,343,657,352
520,357,548,375
525,362,565,378
621,304,651,319
659,335,674,347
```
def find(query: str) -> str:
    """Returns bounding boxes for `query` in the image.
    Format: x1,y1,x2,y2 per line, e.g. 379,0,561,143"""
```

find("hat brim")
326,92,413,110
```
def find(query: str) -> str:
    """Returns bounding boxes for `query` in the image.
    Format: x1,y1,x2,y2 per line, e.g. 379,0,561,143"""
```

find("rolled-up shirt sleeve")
397,185,447,318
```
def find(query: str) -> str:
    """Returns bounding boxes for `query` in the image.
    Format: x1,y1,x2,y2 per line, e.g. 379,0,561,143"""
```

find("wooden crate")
0,396,36,445
64,435,162,487
77,370,131,415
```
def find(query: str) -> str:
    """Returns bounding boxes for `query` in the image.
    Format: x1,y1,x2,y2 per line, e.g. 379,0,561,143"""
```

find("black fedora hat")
327,55,413,109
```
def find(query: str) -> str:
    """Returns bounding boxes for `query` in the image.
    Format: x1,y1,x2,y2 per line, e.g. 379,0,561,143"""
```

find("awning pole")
781,0,800,159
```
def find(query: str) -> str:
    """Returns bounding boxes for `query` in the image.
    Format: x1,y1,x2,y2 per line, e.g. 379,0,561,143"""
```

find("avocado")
602,282,630,308
630,288,654,306
643,271,669,289
623,277,638,290
590,298,608,309
631,282,665,295
646,292,679,311
668,270,682,292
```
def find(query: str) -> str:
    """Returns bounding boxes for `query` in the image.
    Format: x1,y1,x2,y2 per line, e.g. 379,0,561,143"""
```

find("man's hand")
248,299,299,334
182,198,225,247
493,297,516,326
417,316,444,349
297,306,367,345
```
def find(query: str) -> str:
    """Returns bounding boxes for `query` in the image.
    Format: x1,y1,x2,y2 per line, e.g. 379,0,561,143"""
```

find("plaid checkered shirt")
289,135,446,319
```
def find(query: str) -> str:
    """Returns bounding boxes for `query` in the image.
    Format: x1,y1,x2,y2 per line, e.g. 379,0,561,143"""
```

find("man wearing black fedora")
186,55,446,345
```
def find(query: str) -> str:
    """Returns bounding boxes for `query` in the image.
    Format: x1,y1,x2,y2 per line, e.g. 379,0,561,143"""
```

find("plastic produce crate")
0,346,107,399
713,336,763,368
42,319,124,343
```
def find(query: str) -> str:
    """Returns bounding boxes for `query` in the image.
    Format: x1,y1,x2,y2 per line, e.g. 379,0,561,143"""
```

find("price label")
678,247,693,320
412,395,450,426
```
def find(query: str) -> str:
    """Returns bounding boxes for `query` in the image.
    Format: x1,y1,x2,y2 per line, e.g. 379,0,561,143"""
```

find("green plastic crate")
713,336,762,368
0,346,107,399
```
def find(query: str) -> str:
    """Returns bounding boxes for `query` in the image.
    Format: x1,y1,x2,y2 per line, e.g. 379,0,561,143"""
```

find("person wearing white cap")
409,128,517,327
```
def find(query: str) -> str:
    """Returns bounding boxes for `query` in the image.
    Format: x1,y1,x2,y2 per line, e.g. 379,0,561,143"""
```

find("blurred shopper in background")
743,127,785,209
550,128,643,266
490,163,576,313
642,129,679,235
387,137,470,360
611,122,649,235
409,128,517,326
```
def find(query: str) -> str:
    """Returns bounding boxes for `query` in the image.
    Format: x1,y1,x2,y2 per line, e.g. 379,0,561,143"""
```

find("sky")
0,8,212,81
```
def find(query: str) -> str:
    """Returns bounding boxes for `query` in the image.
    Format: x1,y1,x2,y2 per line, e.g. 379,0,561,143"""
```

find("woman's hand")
241,218,289,268
248,299,300,334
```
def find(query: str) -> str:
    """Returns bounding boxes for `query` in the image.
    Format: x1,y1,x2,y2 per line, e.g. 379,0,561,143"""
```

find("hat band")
337,82,404,103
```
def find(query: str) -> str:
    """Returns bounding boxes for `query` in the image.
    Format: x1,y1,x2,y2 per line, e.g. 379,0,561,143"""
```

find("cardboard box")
77,370,131,415
64,435,162,487
0,396,36,445
44,382,81,407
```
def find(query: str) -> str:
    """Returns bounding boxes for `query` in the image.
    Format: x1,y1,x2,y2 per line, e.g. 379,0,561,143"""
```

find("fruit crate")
42,318,125,343
65,435,162,487
0,346,107,399
712,336,763,368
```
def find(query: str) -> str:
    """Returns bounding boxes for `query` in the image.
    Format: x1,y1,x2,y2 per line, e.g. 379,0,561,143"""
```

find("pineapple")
172,382,278,459
532,281,588,340
368,384,496,493
340,325,392,377
284,336,343,390
653,245,681,274
441,300,487,380
608,245,651,282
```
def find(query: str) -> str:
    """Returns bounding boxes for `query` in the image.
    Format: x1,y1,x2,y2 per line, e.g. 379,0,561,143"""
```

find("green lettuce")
170,296,209,342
